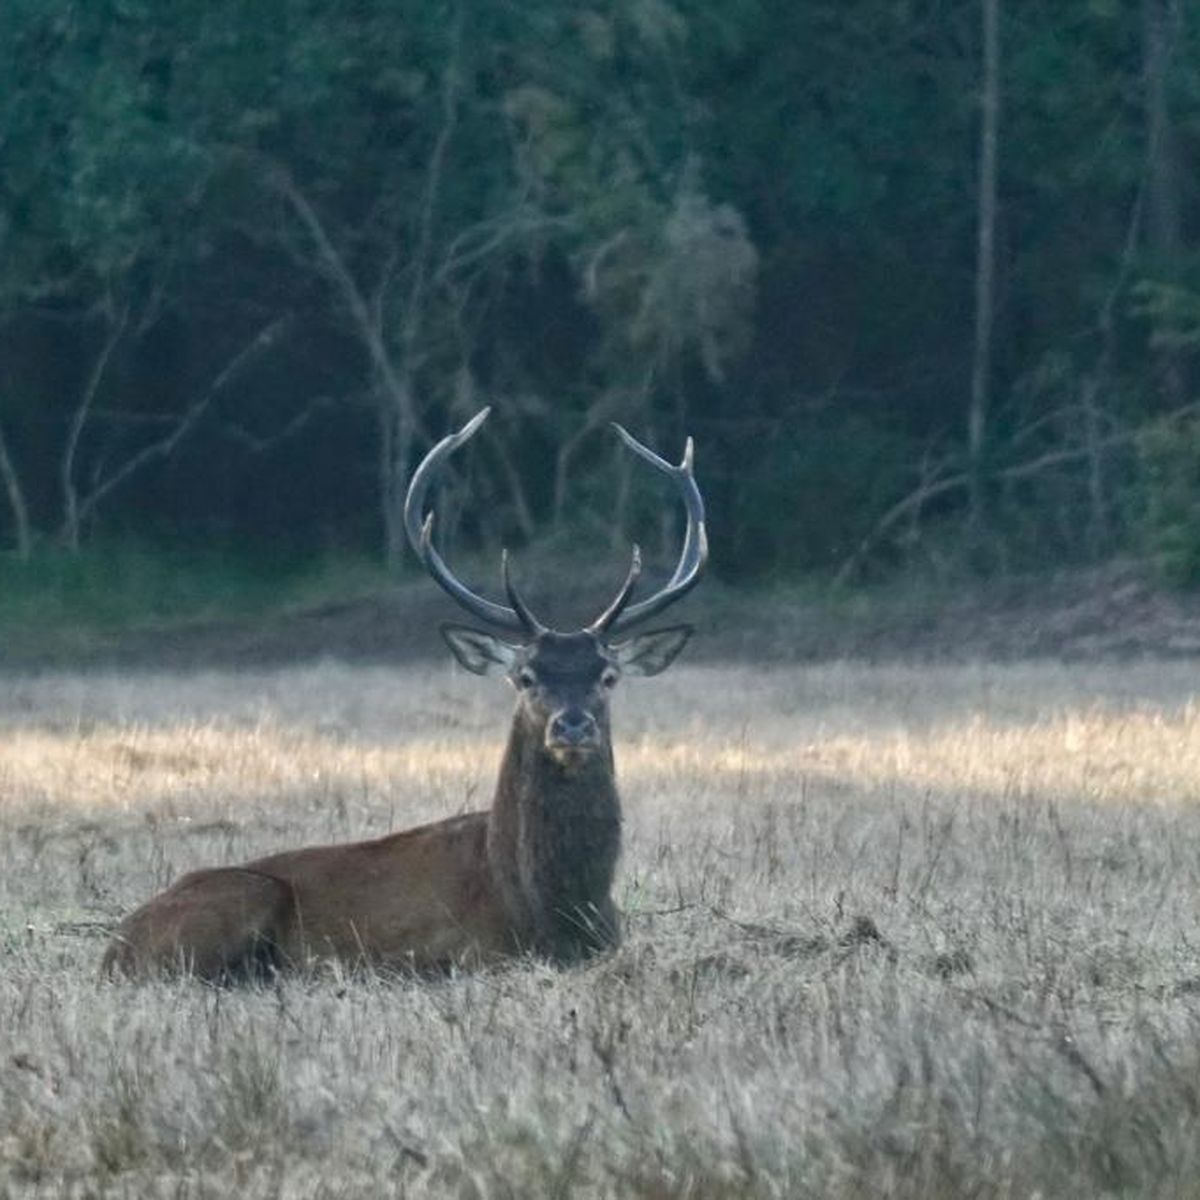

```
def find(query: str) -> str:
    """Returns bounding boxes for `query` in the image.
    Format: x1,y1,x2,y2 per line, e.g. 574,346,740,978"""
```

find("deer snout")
546,707,600,751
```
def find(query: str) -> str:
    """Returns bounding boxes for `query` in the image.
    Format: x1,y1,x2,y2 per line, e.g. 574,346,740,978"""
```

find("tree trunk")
968,0,1000,548
1143,0,1185,407
380,381,418,573
1077,186,1146,559
1080,376,1108,555
609,448,633,555
60,309,127,551
489,424,536,543
0,419,32,559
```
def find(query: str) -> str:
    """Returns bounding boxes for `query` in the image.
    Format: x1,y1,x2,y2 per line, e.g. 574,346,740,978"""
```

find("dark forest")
2,1,1198,594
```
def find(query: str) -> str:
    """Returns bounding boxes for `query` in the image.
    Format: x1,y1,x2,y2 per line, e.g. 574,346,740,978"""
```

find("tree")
3,0,1198,584
968,0,1001,547
202,2,721,566
1142,0,1185,407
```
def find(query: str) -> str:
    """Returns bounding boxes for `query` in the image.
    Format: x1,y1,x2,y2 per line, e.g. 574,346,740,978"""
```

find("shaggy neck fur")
486,709,622,962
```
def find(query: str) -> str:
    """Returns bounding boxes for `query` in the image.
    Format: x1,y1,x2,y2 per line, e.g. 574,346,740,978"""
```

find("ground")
2,647,1200,1196
6,559,1200,671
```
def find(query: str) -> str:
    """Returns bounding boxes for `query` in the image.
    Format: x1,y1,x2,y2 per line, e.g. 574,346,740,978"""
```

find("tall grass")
2,659,1200,1196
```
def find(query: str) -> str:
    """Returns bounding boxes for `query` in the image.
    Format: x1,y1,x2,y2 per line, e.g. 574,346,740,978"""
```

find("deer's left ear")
440,624,520,675
612,625,693,677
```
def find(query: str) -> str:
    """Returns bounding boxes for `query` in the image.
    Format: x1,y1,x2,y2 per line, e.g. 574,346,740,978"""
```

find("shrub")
1132,413,1200,587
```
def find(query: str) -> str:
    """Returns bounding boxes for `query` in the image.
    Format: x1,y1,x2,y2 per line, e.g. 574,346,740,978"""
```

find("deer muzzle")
546,707,601,758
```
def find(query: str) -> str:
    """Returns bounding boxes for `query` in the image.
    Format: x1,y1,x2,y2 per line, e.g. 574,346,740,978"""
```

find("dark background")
2,1,1198,595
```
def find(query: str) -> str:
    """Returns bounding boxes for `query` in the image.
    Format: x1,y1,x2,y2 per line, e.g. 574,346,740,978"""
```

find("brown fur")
101,812,524,979
102,649,626,981
488,715,622,963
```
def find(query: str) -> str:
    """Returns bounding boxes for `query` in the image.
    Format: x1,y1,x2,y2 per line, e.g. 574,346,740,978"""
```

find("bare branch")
551,391,629,529
833,415,1190,588
71,316,290,533
967,0,1001,536
217,394,338,453
368,218,405,343
400,11,463,357
485,415,537,541
435,209,572,287
261,161,432,565
582,230,630,301
60,304,129,548
266,168,383,355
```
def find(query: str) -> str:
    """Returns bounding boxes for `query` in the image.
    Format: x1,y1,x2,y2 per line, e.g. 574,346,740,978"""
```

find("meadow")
2,656,1200,1197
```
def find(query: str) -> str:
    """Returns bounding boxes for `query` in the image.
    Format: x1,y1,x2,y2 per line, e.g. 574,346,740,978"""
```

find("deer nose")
548,707,599,748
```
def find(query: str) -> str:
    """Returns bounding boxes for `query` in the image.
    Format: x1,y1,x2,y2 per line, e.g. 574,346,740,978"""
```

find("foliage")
1,0,1199,585
1131,279,1200,351
718,414,913,578
0,537,386,650
1133,413,1200,587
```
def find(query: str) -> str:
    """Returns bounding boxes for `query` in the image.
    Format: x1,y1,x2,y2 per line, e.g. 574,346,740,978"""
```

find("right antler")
404,408,543,636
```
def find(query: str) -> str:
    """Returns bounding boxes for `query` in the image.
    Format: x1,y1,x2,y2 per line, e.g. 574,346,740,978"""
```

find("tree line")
1,1,1198,585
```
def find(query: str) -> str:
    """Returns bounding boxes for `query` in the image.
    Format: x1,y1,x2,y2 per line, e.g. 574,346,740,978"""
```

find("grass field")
2,657,1200,1197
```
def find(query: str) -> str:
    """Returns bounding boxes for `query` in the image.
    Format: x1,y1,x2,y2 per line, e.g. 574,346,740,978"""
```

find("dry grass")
2,658,1200,1197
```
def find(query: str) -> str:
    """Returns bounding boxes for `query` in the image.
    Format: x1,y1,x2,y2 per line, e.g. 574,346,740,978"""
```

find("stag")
102,408,706,980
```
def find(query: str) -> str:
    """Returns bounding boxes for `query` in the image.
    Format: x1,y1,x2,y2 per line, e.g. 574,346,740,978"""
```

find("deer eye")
600,668,619,689
515,667,537,690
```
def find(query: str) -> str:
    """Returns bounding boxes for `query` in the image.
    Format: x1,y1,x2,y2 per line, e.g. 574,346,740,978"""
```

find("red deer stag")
102,408,706,979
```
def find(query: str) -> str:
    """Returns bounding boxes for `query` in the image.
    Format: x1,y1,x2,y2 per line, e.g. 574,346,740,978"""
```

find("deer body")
103,411,704,981
102,814,502,978
104,679,624,978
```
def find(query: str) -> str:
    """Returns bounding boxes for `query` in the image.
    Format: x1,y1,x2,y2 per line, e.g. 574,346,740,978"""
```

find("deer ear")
613,625,693,677
440,624,519,675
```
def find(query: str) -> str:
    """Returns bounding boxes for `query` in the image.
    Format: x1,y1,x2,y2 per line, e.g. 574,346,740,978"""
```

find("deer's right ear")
440,624,519,675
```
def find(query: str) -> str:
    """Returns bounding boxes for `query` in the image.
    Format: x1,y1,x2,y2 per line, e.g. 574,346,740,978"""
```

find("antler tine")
403,407,528,634
606,424,708,634
587,544,643,634
502,549,547,636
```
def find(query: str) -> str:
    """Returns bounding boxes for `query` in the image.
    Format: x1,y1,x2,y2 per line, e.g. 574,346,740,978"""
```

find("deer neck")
486,712,622,961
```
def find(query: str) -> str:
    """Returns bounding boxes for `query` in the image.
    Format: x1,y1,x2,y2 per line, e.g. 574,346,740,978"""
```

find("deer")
102,407,707,980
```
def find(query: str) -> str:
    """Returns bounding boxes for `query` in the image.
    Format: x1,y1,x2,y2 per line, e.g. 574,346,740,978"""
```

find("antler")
406,409,706,638
404,408,545,635
588,426,708,635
